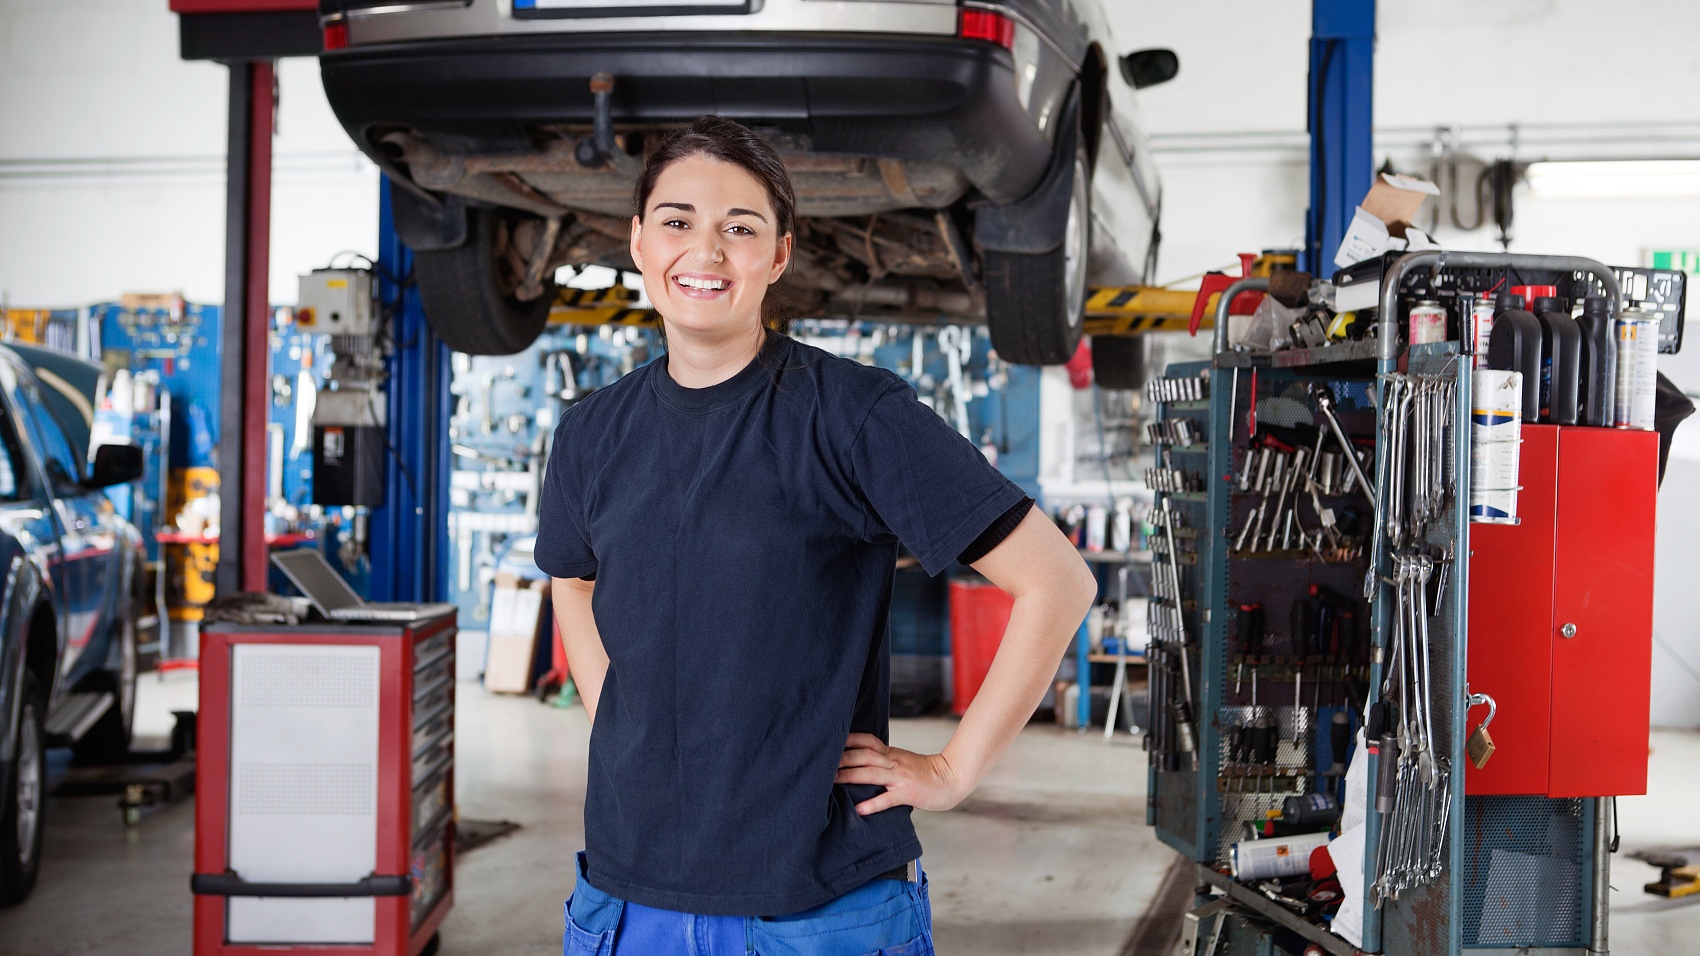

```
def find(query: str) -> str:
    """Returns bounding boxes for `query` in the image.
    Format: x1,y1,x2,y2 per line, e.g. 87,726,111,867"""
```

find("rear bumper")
319,32,1055,203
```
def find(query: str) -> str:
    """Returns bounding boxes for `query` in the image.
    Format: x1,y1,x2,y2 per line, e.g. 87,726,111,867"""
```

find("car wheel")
71,614,136,765
415,207,554,356
0,673,46,906
983,144,1091,366
1091,336,1146,391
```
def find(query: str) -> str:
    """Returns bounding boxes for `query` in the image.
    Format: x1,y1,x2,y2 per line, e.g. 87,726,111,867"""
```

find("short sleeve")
535,417,599,579
850,384,1028,576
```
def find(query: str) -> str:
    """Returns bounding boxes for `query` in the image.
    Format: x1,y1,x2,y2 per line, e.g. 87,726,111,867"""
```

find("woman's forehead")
649,154,774,216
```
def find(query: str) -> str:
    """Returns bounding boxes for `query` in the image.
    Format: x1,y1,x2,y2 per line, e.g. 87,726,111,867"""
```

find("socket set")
1145,373,1210,404
1147,418,1204,447
1145,467,1204,493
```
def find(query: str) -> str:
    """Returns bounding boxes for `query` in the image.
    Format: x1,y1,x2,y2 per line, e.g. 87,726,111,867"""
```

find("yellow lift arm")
547,253,1294,337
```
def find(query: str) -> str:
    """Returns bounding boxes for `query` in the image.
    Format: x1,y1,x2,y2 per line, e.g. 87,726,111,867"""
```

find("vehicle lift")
540,254,1295,338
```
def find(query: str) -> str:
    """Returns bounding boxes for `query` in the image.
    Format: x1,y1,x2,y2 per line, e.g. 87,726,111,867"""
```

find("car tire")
71,614,136,765
414,207,554,356
1091,336,1146,390
0,673,46,907
983,144,1092,367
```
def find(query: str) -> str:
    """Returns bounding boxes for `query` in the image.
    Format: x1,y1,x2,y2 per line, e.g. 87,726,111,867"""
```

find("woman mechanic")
537,115,1097,955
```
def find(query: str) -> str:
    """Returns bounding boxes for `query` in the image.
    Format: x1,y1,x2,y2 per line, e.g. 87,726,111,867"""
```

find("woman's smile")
672,272,734,297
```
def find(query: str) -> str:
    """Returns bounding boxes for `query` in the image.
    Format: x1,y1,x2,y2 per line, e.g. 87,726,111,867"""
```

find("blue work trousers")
563,853,934,956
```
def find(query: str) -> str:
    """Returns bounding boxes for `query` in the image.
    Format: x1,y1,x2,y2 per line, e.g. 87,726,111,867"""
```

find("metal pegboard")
1147,361,1213,860
1460,797,1591,949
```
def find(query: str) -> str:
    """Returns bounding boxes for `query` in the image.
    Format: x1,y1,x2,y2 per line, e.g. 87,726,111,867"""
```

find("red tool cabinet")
192,612,457,955
1466,425,1657,797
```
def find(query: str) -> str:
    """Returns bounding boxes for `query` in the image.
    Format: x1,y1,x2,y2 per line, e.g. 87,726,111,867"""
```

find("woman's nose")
690,233,725,264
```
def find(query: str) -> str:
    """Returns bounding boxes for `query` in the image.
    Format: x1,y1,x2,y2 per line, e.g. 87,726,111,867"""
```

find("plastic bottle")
1532,295,1580,425
1575,296,1618,428
1487,294,1542,422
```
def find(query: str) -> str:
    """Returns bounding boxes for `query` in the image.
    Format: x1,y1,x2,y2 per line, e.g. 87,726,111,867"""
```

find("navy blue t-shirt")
535,333,1025,916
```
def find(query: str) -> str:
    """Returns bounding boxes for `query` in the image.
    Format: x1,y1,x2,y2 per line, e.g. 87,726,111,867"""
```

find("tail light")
959,9,1015,50
323,22,349,50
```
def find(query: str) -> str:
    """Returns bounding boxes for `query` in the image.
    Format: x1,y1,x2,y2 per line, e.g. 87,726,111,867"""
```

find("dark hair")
634,115,798,332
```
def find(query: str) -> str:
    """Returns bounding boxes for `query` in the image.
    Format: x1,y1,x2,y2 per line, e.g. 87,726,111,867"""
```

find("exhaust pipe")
577,73,642,175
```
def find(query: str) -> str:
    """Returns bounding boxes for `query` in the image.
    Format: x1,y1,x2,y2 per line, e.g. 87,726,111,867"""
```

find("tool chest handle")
190,872,412,897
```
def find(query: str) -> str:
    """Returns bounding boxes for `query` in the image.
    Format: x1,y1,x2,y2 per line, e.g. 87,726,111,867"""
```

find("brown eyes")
657,220,755,236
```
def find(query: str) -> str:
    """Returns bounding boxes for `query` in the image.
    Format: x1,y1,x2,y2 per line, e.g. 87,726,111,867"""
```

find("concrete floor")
3,668,1698,955
0,670,1172,956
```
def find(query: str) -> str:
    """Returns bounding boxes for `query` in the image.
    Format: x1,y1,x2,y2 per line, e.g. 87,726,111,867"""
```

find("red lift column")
218,60,274,595
169,1,321,595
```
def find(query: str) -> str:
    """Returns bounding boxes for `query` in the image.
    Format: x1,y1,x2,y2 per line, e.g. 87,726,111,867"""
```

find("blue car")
0,344,147,906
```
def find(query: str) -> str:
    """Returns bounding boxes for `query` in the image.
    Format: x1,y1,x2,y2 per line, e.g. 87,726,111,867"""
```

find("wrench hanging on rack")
1159,505,1200,769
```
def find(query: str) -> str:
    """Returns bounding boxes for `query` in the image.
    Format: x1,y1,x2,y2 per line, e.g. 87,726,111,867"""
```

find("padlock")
1466,691,1498,769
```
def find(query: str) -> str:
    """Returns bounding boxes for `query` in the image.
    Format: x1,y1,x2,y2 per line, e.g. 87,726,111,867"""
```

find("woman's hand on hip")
835,732,970,815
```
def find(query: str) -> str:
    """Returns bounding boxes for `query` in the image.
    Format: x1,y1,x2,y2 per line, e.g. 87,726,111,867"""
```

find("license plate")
513,0,751,17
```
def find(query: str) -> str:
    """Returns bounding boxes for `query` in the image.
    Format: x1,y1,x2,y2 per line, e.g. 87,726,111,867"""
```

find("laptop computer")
271,549,456,623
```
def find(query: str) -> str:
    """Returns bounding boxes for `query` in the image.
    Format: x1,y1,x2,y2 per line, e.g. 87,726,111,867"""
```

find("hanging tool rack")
1146,251,1635,956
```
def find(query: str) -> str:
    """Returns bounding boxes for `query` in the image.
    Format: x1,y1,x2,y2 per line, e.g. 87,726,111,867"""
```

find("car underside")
320,8,1164,364
384,127,989,322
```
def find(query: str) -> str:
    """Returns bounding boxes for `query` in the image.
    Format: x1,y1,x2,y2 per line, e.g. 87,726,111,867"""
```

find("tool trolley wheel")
1090,335,1146,390
72,612,137,764
419,931,441,956
415,207,554,356
0,674,46,906
983,143,1092,367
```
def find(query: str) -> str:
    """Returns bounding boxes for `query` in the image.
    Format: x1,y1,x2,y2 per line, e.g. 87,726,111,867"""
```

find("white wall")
0,0,378,307
3,0,1699,721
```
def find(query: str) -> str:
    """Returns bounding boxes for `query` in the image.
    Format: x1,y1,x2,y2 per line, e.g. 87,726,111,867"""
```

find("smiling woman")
629,116,798,381
538,114,1095,956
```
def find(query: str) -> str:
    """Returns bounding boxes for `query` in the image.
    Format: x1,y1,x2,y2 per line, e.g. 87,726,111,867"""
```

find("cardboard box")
1334,173,1441,270
484,578,548,694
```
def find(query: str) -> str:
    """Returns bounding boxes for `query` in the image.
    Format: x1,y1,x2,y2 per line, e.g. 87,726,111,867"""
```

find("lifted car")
317,0,1175,364
0,346,147,906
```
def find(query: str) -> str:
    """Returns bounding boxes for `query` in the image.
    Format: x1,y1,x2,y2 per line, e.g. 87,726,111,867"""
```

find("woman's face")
630,155,792,339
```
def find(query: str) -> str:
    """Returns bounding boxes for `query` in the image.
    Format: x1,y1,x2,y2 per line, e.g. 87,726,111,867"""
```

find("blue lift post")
368,180,453,603
1306,0,1376,276
1308,1,1378,948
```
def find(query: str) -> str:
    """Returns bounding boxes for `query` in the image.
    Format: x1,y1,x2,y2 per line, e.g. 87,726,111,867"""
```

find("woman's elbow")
1060,554,1098,618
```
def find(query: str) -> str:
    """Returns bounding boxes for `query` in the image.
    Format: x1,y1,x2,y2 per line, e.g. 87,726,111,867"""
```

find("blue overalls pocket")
563,852,624,956
749,867,934,956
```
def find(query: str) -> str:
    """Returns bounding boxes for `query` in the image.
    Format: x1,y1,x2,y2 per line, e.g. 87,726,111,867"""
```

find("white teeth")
676,276,727,291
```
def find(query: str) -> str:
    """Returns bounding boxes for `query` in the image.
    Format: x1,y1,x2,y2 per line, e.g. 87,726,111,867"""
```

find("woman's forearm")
552,577,610,722
940,511,1096,792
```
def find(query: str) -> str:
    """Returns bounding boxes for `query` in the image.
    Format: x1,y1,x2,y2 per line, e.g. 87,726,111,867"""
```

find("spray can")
1470,369,1522,523
1085,504,1108,552
1111,498,1133,553
1230,831,1332,881
1408,300,1447,346
1614,310,1658,430
1470,295,1497,369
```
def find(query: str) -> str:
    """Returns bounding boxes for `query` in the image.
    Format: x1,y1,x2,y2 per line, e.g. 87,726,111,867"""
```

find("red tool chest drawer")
1465,425,1656,797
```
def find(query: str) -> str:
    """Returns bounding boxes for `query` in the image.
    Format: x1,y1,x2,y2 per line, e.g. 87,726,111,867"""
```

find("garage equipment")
1641,853,1700,899
1147,250,1668,956
192,609,456,956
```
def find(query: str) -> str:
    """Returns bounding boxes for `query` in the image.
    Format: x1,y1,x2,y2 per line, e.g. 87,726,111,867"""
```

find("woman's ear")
629,214,644,271
769,231,794,285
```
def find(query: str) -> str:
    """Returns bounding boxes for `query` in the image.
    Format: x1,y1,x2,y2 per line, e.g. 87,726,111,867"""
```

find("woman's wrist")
936,744,984,802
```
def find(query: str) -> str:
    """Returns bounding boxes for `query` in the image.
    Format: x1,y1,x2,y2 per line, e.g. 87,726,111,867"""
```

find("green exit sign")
1650,249,1700,274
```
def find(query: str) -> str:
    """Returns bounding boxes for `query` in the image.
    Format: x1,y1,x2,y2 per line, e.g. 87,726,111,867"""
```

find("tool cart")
1144,250,1683,955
